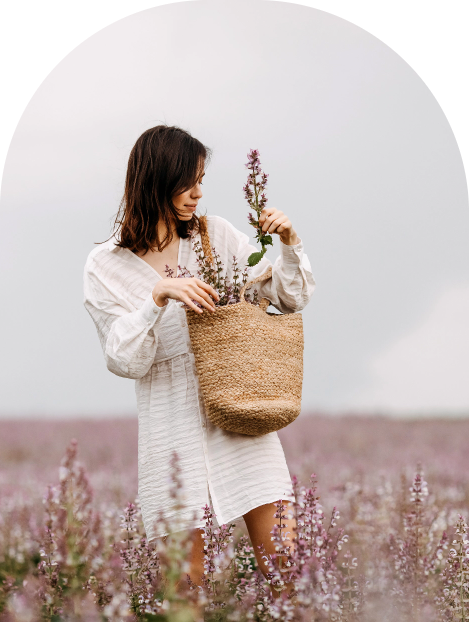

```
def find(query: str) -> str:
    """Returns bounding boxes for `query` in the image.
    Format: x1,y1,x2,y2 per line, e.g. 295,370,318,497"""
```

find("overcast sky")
1,0,468,419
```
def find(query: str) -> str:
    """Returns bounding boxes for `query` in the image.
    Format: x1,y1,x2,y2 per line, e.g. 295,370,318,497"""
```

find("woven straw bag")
185,215,304,436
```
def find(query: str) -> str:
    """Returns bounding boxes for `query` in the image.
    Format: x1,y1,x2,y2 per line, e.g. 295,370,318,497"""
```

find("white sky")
0,0,468,418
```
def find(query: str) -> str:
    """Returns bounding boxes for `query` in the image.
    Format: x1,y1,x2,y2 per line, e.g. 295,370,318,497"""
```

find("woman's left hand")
259,207,299,245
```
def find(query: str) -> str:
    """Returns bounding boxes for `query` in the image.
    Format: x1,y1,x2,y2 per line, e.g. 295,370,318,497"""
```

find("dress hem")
146,492,296,544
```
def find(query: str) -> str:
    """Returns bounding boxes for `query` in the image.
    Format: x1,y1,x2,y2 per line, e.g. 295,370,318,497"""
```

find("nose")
192,182,203,199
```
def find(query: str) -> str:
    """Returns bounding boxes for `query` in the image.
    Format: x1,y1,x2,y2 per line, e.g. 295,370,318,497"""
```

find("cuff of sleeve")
280,236,303,266
136,291,167,328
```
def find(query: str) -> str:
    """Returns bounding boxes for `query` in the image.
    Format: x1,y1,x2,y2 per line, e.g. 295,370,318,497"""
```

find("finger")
182,294,204,314
276,219,292,234
187,282,217,311
188,291,217,313
262,213,282,233
267,215,289,234
261,210,282,232
259,206,275,225
196,279,220,302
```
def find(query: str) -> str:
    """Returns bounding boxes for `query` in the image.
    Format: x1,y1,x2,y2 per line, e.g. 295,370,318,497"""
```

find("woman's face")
172,163,205,220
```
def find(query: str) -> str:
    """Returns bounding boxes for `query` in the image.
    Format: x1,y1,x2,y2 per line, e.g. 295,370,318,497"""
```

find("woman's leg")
243,500,296,599
162,528,205,616
160,528,205,591
186,527,206,586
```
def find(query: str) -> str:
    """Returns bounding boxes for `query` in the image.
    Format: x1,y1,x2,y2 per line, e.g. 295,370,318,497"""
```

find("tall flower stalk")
37,439,104,618
263,499,295,598
243,148,272,267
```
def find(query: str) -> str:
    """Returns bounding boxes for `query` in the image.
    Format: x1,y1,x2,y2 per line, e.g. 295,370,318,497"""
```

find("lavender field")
1,414,469,621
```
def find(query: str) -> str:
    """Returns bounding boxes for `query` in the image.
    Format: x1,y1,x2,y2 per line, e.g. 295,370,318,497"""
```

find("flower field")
1,414,469,621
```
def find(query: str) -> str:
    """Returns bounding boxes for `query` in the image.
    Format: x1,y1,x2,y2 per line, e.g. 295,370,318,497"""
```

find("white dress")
83,213,316,541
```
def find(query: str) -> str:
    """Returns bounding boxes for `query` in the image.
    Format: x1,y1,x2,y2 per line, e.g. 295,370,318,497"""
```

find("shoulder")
204,214,248,246
83,234,124,275
205,213,231,232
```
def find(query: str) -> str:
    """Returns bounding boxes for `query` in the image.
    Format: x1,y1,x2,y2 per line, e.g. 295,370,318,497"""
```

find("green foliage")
247,251,265,267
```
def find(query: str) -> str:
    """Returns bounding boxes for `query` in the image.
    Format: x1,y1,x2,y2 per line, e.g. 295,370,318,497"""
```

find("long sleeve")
83,255,169,379
223,217,316,314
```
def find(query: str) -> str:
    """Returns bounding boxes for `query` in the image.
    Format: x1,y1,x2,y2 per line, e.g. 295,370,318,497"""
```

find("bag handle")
198,215,271,312
198,215,214,266
239,265,272,310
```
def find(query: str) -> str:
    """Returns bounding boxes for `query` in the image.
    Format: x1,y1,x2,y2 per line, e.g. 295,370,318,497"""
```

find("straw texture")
185,215,304,436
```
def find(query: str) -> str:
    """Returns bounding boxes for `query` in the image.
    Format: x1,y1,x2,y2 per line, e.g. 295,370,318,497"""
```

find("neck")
157,216,178,242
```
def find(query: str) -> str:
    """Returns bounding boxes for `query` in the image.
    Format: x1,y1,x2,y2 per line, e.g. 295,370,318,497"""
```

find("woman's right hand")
152,278,220,313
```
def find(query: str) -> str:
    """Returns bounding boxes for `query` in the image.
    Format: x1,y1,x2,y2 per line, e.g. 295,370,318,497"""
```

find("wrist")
279,230,299,245
155,297,168,308
152,283,168,308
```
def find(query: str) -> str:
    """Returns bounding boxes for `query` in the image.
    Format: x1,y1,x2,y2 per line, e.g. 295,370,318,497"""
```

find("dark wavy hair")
100,125,212,254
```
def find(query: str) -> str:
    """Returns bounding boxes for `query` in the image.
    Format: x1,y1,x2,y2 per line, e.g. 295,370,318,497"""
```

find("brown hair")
100,125,212,253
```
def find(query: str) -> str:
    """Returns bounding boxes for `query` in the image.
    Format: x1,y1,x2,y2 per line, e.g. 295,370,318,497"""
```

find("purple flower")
243,148,273,267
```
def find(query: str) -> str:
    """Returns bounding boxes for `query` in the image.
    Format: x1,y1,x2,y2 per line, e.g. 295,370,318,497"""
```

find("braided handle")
239,265,272,311
199,215,271,312
198,215,214,266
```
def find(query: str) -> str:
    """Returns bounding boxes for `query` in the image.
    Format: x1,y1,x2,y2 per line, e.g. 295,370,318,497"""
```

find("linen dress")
83,213,316,541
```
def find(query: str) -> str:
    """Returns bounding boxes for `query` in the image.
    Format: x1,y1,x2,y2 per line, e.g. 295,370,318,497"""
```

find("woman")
83,125,316,590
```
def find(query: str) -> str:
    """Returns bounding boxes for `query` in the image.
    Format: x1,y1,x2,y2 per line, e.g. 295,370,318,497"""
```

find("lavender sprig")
163,241,261,310
243,148,272,267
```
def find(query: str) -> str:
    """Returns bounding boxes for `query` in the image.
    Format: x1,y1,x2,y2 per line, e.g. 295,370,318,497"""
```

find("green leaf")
262,234,273,246
248,251,263,267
